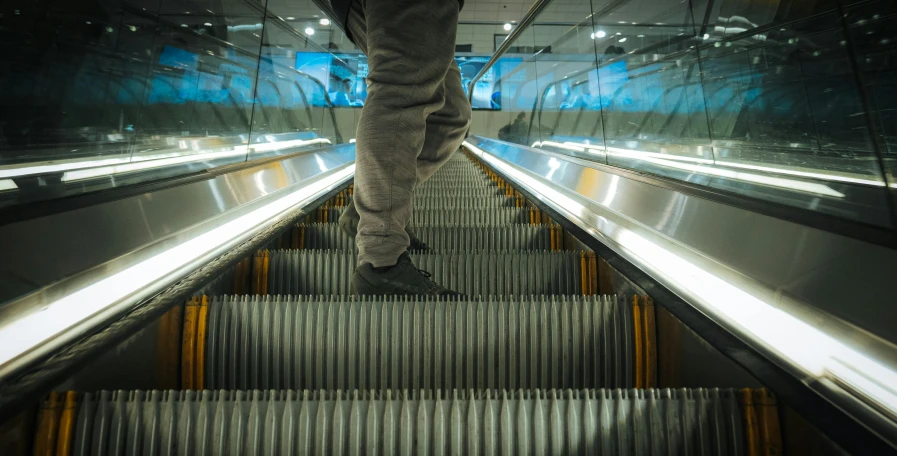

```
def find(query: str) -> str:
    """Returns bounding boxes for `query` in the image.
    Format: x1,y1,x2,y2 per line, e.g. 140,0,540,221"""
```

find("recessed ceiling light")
320,18,330,25
618,21,627,24
503,23,512,31
305,27,315,35
204,22,212,26
595,30,606,38
618,37,627,42
616,32,622,35
286,16,295,20
637,34,645,38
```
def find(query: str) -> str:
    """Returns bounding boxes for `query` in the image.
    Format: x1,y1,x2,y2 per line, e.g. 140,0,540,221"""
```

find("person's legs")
415,62,472,185
346,0,460,268
338,59,471,249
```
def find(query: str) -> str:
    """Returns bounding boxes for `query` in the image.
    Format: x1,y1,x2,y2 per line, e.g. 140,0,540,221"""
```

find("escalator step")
416,179,493,188
411,208,530,225
203,295,633,390
412,196,511,209
313,207,531,226
265,250,588,296
297,224,554,250
70,389,746,455
413,187,503,198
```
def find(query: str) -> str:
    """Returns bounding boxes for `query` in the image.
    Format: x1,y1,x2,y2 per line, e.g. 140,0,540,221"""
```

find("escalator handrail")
466,0,555,101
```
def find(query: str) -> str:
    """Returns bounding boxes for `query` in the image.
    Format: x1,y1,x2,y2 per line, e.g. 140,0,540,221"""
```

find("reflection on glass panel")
488,0,897,228
531,0,604,162
0,0,351,211
469,27,539,146
843,0,897,187
596,0,714,168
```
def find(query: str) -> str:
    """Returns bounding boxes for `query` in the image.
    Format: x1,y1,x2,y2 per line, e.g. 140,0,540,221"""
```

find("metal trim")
462,136,897,450
466,0,555,100
0,146,356,388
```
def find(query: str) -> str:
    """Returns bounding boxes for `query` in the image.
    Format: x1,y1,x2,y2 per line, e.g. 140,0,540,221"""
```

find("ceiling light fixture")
320,18,330,25
305,27,315,35
286,16,295,20
503,23,512,31
618,37,627,42
595,30,607,38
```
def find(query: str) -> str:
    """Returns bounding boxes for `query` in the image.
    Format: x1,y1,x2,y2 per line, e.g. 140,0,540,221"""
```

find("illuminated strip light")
463,141,897,419
604,145,714,165
0,146,237,179
533,140,586,153
0,163,356,376
61,148,250,182
0,156,132,179
0,179,18,192
534,141,842,197
0,138,330,179
62,138,333,182
715,160,888,188
611,152,845,198
548,141,892,189
249,138,331,153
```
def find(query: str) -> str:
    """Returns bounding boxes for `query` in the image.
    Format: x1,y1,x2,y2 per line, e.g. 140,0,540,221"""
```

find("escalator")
26,152,782,455
2,0,896,453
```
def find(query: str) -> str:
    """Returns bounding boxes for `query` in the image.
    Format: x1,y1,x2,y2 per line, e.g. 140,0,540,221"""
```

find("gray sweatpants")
346,0,472,267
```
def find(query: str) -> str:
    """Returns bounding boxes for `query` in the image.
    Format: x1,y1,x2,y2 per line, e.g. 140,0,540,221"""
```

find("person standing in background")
312,0,471,295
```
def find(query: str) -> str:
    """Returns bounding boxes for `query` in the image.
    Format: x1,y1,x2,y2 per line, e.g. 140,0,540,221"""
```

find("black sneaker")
338,202,430,250
353,252,460,296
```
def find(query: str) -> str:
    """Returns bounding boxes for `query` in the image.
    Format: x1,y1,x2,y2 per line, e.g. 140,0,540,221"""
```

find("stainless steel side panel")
0,145,355,381
463,136,897,444
0,145,354,303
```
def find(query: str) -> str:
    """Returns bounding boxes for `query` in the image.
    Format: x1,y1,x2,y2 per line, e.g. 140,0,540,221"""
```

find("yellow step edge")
580,252,588,296
587,252,598,295
741,388,783,456
55,392,77,456
632,295,658,389
261,252,269,295
181,297,200,390
194,296,209,390
633,295,645,388
154,305,183,390
32,392,62,456
641,295,657,388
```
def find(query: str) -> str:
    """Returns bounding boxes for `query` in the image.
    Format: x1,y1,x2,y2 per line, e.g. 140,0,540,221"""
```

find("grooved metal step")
203,295,633,390
71,389,746,456
265,250,589,296
411,208,531,225
413,187,503,198
313,207,532,227
411,196,512,208
296,224,555,250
